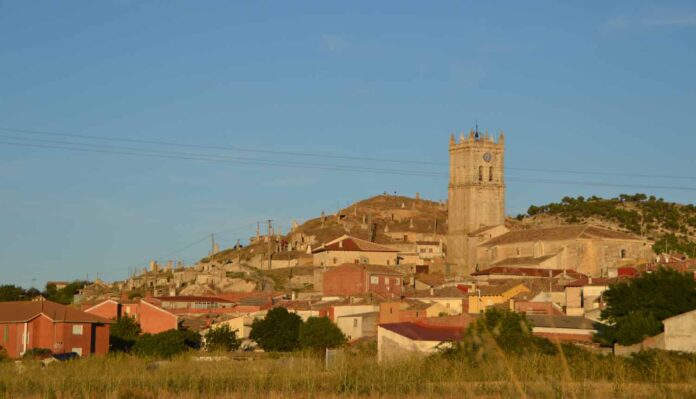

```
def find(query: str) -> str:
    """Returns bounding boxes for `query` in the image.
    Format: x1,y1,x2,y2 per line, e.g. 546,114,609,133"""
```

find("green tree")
204,325,240,352
132,329,200,358
110,316,141,352
249,307,302,352
597,268,696,346
44,281,89,305
299,317,346,352
0,285,27,302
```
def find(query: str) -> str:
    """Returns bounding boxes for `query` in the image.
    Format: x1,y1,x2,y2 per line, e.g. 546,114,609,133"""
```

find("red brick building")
323,263,403,297
0,300,112,358
84,298,178,334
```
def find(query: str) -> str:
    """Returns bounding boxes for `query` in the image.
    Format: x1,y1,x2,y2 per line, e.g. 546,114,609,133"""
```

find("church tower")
446,128,506,275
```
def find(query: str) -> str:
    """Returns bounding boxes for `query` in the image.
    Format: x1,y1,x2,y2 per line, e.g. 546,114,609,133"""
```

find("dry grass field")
1,349,695,399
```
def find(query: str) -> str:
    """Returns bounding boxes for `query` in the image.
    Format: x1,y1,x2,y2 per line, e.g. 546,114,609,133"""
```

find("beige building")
447,130,506,276
475,226,652,277
444,132,654,277
312,235,399,267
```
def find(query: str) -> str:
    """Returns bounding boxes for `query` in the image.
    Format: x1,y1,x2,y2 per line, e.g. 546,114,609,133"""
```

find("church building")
446,129,653,277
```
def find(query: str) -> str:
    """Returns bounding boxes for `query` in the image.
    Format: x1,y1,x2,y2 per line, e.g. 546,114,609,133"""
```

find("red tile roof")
472,266,585,279
153,296,234,303
482,225,643,246
313,236,398,253
0,300,113,324
380,322,465,341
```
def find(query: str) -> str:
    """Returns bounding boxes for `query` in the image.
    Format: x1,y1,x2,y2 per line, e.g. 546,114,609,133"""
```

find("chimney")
339,240,343,249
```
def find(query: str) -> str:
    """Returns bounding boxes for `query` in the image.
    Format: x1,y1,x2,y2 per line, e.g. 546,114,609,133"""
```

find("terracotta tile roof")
472,266,586,279
313,235,399,253
414,273,446,287
380,322,465,341
467,225,500,236
0,300,113,324
564,277,622,287
154,296,234,303
488,255,558,267
482,225,643,247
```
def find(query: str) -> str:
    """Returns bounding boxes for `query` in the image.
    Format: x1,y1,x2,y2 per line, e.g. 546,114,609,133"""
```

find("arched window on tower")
489,167,493,181
478,166,483,182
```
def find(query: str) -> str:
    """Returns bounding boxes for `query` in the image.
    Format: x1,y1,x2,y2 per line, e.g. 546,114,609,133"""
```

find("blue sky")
1,1,695,288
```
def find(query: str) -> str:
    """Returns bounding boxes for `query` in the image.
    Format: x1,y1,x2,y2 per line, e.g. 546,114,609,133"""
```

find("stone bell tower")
446,128,506,275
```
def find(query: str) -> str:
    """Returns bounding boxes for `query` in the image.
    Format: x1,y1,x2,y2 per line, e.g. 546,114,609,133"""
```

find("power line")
2,126,695,181
2,135,696,192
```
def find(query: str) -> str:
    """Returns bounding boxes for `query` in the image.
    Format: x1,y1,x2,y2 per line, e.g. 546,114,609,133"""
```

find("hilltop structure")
446,129,506,275
445,128,654,277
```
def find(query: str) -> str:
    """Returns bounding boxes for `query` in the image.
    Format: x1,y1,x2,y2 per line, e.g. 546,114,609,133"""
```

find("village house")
312,235,399,267
322,264,404,297
0,300,113,358
615,309,696,355
84,298,179,334
415,241,444,260
563,277,613,318
527,314,598,344
377,322,467,361
467,282,531,314
336,311,379,341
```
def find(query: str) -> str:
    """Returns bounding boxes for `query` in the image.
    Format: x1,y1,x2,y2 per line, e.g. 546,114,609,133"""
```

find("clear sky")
1,1,695,288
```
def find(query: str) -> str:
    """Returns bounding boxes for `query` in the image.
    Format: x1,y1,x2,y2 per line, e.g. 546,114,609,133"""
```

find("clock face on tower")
483,152,492,162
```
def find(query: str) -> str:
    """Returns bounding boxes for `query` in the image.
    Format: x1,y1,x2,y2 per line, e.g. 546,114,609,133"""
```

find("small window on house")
333,257,337,265
370,276,379,285
620,249,627,259
479,166,483,182
353,319,358,327
489,167,493,181
72,325,83,336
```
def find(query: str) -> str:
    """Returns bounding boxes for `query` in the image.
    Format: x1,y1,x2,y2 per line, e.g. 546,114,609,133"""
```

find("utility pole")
267,219,274,270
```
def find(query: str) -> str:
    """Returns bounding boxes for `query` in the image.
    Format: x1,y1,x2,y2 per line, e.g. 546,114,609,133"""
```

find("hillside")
515,194,696,256
209,194,448,265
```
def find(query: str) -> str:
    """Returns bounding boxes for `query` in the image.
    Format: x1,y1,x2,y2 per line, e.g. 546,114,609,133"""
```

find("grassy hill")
517,194,696,256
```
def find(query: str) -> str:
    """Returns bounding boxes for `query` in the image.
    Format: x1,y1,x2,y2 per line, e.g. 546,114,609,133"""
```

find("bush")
22,348,52,359
299,317,346,352
110,316,141,352
132,329,200,359
204,325,240,352
443,309,555,360
250,307,302,352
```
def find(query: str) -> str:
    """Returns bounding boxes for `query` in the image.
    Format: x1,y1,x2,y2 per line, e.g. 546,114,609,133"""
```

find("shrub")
250,307,302,352
299,317,346,352
110,316,141,352
132,329,200,358
22,348,52,359
443,309,556,360
204,325,240,352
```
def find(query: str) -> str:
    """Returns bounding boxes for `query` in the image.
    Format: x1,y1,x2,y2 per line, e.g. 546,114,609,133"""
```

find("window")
489,167,493,181
478,166,483,182
353,319,358,328
72,325,83,336
620,249,627,259
370,276,379,285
